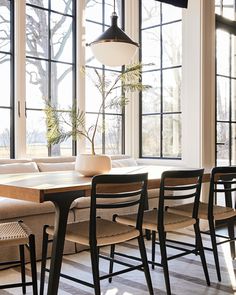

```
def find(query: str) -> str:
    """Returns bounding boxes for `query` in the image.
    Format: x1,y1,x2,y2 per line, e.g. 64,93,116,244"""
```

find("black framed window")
215,0,236,165
25,0,76,157
0,0,14,158
140,0,182,159
85,0,124,155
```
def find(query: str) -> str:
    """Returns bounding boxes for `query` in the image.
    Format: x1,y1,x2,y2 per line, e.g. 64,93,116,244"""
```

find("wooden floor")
0,228,235,294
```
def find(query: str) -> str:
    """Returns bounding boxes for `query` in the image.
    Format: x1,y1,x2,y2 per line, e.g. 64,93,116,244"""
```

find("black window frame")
139,1,182,160
0,0,14,158
25,0,77,157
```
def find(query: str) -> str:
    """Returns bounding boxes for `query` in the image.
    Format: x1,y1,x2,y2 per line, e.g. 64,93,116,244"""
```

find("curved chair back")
158,169,204,229
208,166,236,217
90,173,148,243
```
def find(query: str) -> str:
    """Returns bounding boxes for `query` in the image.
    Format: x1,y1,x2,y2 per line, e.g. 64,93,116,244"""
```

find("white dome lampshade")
89,12,139,67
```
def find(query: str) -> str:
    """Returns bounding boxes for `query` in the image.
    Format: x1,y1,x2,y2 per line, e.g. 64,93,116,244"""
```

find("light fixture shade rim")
90,39,139,47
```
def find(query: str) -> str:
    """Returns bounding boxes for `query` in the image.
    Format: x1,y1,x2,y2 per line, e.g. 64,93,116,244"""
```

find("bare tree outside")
25,0,74,157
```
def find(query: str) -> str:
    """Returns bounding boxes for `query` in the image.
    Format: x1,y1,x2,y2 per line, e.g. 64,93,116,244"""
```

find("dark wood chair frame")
0,221,38,295
151,169,210,295
40,173,153,295
201,166,236,282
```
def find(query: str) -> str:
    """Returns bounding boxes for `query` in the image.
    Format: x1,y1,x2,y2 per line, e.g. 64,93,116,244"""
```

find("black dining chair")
168,166,236,282
40,173,153,295
114,169,210,295
0,220,38,294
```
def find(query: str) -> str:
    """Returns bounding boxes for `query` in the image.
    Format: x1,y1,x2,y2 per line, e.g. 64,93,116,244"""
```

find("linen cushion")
112,158,138,168
32,156,76,163
0,198,55,220
0,162,39,174
37,162,75,172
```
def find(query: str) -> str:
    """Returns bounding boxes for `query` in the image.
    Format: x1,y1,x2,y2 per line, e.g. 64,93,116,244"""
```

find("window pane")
216,30,230,76
26,110,48,157
85,0,103,23
142,28,160,69
85,69,102,113
51,0,72,15
142,0,160,28
51,62,73,108
232,79,236,121
26,6,48,58
51,13,73,62
0,1,10,52
222,0,234,20
162,22,182,68
0,108,10,158
216,76,230,121
0,54,10,107
163,68,181,112
142,115,160,157
26,0,48,8
142,71,161,114
104,114,122,154
163,114,181,158
49,111,73,156
216,122,229,166
162,3,181,23
104,0,121,26
26,58,48,108
231,123,236,165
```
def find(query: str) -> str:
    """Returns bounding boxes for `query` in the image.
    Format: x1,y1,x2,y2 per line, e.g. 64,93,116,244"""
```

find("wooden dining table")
0,165,210,295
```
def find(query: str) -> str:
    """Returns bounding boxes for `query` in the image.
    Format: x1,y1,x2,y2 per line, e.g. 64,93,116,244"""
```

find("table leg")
45,194,77,295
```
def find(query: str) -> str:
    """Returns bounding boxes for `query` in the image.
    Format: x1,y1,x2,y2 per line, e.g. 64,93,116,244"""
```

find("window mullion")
14,0,27,158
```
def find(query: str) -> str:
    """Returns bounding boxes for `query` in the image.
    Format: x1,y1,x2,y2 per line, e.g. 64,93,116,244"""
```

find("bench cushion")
112,158,138,168
0,162,39,173
37,162,75,172
0,198,55,220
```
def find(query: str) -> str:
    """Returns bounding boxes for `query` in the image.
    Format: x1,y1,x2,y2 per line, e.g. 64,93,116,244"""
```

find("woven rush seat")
167,166,236,282
168,202,236,220
117,209,196,232
0,221,32,247
115,169,210,295
0,220,37,294
46,218,139,247
40,173,154,295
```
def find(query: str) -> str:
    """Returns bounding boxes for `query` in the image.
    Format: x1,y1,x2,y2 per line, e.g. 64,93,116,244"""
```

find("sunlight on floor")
221,240,236,292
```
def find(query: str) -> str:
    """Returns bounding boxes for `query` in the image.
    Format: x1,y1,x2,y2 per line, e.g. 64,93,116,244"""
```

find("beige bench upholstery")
0,155,161,262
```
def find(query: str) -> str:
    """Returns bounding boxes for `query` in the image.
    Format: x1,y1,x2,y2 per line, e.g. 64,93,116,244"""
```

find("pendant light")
89,0,139,67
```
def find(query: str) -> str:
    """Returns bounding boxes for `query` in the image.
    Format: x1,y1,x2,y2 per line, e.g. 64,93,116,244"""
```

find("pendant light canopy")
89,2,139,67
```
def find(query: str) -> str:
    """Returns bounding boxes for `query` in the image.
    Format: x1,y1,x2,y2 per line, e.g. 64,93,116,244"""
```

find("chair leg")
29,234,38,295
40,226,49,295
208,218,221,281
108,244,115,283
151,231,156,270
194,222,210,286
159,230,171,295
90,243,101,295
228,217,235,260
19,244,26,294
138,235,154,295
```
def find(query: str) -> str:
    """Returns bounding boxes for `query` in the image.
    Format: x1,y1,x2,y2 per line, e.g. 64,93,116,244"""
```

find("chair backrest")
208,166,236,215
90,173,148,241
158,169,204,228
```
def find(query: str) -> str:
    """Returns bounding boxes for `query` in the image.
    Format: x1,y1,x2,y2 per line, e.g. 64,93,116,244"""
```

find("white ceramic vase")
75,154,112,177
